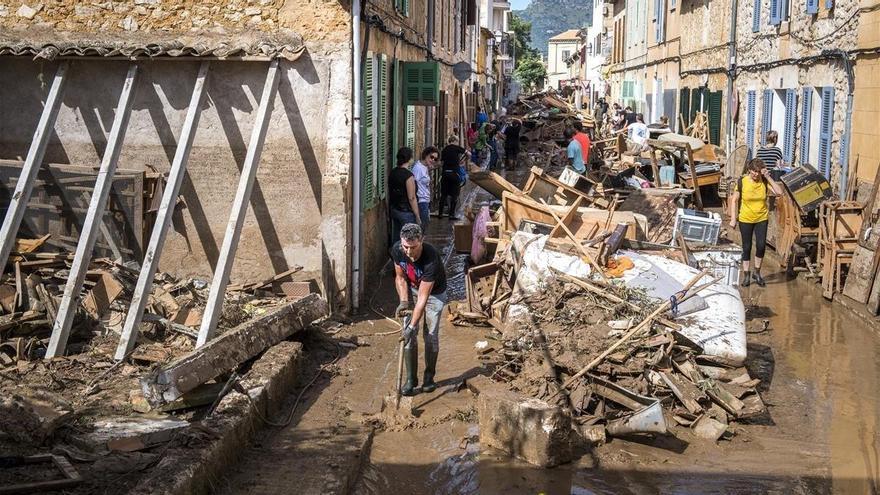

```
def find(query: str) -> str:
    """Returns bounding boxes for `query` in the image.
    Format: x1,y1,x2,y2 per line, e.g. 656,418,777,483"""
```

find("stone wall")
733,0,859,190
0,0,355,310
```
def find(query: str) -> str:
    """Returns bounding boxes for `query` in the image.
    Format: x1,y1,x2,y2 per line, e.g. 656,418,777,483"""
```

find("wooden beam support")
115,61,211,360
685,143,703,210
47,64,139,358
196,59,281,347
141,294,326,407
0,62,70,273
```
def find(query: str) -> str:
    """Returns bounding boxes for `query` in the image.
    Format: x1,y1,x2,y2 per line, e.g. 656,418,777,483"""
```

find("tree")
514,56,547,92
509,13,538,69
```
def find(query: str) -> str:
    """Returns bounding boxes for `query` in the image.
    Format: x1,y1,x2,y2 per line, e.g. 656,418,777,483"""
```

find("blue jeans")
405,289,447,353
390,208,417,244
418,202,430,231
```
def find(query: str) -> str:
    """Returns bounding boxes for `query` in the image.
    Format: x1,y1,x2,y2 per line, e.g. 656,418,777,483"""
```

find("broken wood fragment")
140,293,326,407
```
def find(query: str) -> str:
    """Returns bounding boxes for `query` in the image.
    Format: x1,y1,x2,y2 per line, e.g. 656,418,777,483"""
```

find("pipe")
425,0,436,147
835,49,855,199
351,0,363,310
725,0,738,156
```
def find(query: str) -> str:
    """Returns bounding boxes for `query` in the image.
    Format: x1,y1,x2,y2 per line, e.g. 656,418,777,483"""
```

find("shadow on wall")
0,55,332,283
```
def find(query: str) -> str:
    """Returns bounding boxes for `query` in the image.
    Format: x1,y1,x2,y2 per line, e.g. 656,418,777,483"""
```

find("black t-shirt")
441,144,466,173
388,166,414,212
390,241,447,295
624,112,637,126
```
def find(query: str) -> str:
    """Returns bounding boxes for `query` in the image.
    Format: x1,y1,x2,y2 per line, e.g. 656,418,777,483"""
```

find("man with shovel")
391,223,448,396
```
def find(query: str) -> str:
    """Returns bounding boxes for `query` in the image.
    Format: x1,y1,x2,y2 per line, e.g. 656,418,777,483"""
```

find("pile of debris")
509,90,594,147
455,159,761,467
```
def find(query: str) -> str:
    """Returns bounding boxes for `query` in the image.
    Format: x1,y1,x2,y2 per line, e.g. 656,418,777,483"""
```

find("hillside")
514,0,593,57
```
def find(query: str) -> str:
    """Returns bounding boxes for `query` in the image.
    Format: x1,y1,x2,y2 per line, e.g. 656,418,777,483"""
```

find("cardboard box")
454,223,472,253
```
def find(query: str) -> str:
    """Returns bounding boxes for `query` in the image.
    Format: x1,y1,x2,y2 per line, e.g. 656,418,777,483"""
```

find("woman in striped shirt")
756,130,784,168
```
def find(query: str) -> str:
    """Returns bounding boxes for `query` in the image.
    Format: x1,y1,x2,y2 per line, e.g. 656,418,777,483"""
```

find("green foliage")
509,13,539,68
514,0,594,57
514,56,547,92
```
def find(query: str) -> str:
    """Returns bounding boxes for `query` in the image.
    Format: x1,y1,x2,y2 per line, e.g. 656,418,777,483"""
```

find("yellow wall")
851,3,880,184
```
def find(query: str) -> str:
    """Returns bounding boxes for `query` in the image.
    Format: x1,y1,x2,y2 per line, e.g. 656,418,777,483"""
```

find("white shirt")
411,160,431,204
628,122,649,146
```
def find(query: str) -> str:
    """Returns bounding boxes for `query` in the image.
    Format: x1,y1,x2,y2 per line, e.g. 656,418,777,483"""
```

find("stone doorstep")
129,340,305,495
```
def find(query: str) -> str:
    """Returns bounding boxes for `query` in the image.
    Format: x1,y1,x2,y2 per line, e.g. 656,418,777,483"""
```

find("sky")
510,0,531,10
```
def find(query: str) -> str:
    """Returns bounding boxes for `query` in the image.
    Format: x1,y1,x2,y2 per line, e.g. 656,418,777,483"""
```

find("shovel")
383,314,415,416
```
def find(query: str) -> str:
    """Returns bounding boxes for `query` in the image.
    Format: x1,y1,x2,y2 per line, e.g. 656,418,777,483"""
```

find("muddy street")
214,168,880,495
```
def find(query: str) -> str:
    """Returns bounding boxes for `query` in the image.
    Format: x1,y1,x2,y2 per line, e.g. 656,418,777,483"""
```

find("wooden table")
678,171,722,189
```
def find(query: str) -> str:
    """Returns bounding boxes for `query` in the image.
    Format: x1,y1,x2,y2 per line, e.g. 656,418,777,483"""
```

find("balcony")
493,0,510,8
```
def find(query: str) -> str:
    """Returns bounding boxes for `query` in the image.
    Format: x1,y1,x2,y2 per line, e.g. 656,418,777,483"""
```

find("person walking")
388,147,421,244
564,127,586,175
756,130,784,169
439,135,466,220
728,158,784,287
411,146,439,231
391,223,448,396
503,118,522,170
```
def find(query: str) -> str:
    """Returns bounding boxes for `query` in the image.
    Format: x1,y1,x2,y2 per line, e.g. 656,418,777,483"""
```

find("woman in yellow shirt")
728,158,784,287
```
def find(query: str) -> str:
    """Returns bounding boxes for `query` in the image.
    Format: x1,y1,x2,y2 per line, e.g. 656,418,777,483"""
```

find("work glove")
402,324,417,344
395,301,413,317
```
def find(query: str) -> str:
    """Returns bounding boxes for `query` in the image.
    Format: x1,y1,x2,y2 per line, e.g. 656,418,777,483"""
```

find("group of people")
467,108,523,172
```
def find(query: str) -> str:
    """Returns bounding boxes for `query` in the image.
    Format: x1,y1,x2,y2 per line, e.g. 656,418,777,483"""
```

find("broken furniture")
818,201,863,299
0,454,82,494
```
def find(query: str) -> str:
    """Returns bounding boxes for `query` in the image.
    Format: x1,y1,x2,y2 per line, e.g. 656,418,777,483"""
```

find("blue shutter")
839,124,850,197
746,90,757,159
770,0,780,24
654,0,665,42
800,88,812,165
761,89,773,146
806,0,818,14
782,89,797,165
817,86,834,179
753,0,761,32
825,0,833,8
671,0,675,8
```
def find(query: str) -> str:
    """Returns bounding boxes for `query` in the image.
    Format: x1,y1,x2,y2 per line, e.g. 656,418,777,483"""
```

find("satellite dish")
453,62,472,82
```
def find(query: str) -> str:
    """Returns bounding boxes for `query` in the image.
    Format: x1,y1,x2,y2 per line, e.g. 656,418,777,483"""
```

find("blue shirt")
567,140,586,174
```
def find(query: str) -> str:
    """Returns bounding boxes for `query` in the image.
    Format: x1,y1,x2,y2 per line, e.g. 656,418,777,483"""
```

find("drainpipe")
425,0,436,147
351,0,363,309
836,49,855,199
725,0,738,156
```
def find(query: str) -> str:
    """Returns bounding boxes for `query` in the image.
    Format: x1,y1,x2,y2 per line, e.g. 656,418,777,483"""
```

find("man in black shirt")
390,223,448,396
439,135,466,219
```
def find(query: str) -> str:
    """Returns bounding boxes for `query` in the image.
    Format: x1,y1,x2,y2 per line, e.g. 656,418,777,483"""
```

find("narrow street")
219,169,880,495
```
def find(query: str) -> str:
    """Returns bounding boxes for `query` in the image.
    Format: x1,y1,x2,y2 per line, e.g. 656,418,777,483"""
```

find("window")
396,0,410,17
818,87,835,178
770,0,788,25
654,0,666,43
806,0,819,14
746,90,757,158
622,81,635,98
782,89,797,164
361,53,376,209
800,87,813,165
752,0,760,32
562,50,571,61
402,61,440,106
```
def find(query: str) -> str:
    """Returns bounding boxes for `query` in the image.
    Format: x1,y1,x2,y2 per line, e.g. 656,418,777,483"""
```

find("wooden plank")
115,61,211,361
140,294,326,407
469,170,522,200
842,231,878,304
0,62,70,274
684,143,703,210
47,64,138,358
197,60,281,347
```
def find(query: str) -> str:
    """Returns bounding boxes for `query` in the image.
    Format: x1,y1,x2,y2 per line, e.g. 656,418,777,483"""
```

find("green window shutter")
361,53,376,210
402,62,439,106
689,87,701,124
707,90,723,145
405,105,415,149
679,87,690,131
378,55,389,200
404,0,410,16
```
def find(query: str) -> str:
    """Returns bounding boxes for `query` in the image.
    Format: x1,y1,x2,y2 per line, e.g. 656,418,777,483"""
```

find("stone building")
546,29,582,90
850,0,880,187
0,0,505,312
732,0,862,192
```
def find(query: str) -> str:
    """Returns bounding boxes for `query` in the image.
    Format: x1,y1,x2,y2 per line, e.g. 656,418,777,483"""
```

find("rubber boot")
400,345,419,397
752,269,766,287
421,349,439,393
740,270,751,287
